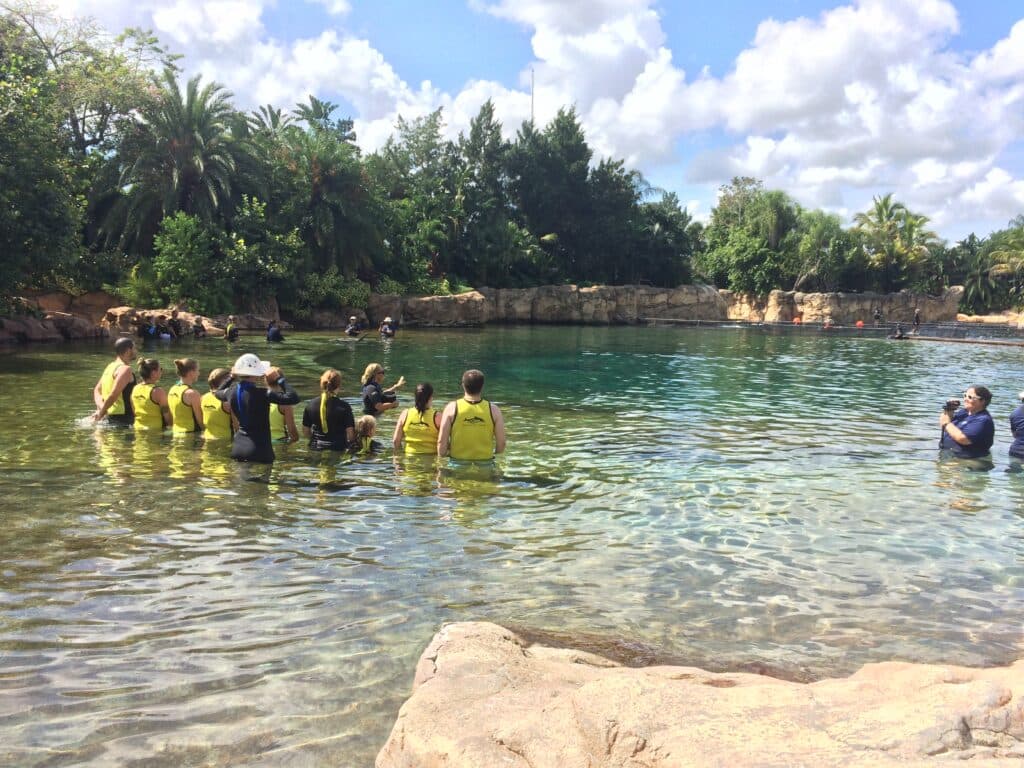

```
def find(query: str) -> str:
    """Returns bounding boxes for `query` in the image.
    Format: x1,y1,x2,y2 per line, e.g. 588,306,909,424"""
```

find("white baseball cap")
384,316,392,323
231,353,270,377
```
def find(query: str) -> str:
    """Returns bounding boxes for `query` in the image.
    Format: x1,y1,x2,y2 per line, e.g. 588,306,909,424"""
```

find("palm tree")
962,253,998,312
106,69,240,253
284,128,382,276
854,193,908,291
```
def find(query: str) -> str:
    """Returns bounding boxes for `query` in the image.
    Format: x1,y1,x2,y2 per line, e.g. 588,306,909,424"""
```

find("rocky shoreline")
0,284,997,344
376,622,1024,767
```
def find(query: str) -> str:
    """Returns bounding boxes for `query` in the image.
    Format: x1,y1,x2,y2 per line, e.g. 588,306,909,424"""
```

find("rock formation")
377,622,1024,767
721,287,963,325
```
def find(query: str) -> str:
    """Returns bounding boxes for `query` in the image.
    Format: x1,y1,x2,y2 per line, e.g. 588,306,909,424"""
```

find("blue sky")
53,0,1024,240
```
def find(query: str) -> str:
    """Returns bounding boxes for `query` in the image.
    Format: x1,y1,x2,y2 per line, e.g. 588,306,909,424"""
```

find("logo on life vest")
462,416,486,424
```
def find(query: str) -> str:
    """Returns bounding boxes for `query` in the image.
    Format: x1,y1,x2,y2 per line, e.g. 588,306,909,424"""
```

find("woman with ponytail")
302,369,355,451
392,382,440,455
168,358,204,433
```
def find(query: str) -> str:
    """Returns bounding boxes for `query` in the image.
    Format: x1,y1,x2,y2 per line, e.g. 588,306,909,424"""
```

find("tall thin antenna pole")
531,67,535,124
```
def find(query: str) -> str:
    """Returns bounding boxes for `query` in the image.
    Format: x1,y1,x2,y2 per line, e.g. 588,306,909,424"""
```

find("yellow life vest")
269,403,288,441
168,383,197,433
99,359,132,416
357,435,375,455
201,391,232,440
402,407,438,455
132,383,164,431
449,398,494,461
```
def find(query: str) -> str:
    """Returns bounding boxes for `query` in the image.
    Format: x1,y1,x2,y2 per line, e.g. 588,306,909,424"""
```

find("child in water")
354,415,380,455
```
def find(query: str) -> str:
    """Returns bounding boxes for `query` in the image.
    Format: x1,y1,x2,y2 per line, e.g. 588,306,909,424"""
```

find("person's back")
438,369,506,461
217,354,299,463
303,369,355,451
168,382,197,433
448,398,495,460
1010,396,1024,459
202,390,232,439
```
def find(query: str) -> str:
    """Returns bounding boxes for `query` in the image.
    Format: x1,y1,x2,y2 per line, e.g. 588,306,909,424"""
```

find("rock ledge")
377,622,1024,767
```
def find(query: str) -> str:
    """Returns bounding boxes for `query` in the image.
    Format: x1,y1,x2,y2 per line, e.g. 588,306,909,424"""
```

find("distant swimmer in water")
266,320,285,343
131,357,171,431
225,316,240,342
215,353,300,463
393,382,441,455
168,358,204,433
93,337,137,425
345,316,361,337
361,363,405,416
303,368,355,451
437,368,506,461
267,366,299,443
378,316,397,338
201,368,234,441
354,415,380,455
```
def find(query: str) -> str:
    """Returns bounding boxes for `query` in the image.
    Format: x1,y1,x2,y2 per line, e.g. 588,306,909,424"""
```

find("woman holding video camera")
939,385,994,459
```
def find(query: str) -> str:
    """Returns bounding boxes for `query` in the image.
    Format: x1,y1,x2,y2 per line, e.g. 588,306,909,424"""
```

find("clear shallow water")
2,325,1024,766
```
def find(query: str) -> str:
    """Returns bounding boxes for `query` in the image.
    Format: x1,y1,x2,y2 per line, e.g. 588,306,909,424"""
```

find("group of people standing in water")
91,336,506,465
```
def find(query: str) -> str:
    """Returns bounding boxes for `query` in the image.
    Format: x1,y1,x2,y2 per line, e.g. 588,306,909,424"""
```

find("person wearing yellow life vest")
92,337,137,425
131,358,171,431
267,366,299,443
437,369,506,461
201,368,234,440
393,382,441,455
168,358,204,433
354,415,380,455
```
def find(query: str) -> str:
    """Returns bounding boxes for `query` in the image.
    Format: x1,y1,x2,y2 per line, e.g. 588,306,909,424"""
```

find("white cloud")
306,0,350,17
43,0,1024,238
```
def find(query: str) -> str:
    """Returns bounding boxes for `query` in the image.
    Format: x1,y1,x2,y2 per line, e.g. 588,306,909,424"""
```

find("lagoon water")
2,325,1024,766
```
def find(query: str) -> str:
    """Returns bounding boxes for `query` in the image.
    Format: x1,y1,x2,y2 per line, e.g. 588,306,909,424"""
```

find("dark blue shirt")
940,408,994,458
1009,404,1024,458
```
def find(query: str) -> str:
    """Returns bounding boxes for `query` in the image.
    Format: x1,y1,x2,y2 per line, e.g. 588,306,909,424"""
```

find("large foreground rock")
377,622,1024,767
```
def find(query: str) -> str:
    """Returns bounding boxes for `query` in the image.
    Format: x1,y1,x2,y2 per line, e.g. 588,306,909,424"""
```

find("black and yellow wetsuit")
302,394,355,451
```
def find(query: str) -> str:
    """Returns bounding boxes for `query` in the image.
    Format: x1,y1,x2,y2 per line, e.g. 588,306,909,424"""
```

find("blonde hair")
360,363,384,386
320,369,342,392
174,358,198,377
355,415,377,437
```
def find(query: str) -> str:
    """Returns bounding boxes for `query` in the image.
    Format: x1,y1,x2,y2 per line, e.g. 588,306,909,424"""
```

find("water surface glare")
2,326,1024,766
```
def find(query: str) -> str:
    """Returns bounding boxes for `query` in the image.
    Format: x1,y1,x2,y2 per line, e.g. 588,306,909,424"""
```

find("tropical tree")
0,12,81,298
105,69,241,254
283,127,383,277
853,193,908,291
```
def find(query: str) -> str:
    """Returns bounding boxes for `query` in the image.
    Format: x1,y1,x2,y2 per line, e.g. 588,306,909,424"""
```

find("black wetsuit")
266,324,284,342
302,395,355,451
361,381,396,416
216,379,300,463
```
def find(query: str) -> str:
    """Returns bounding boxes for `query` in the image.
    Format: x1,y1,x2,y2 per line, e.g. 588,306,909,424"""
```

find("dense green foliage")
2,4,1023,317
